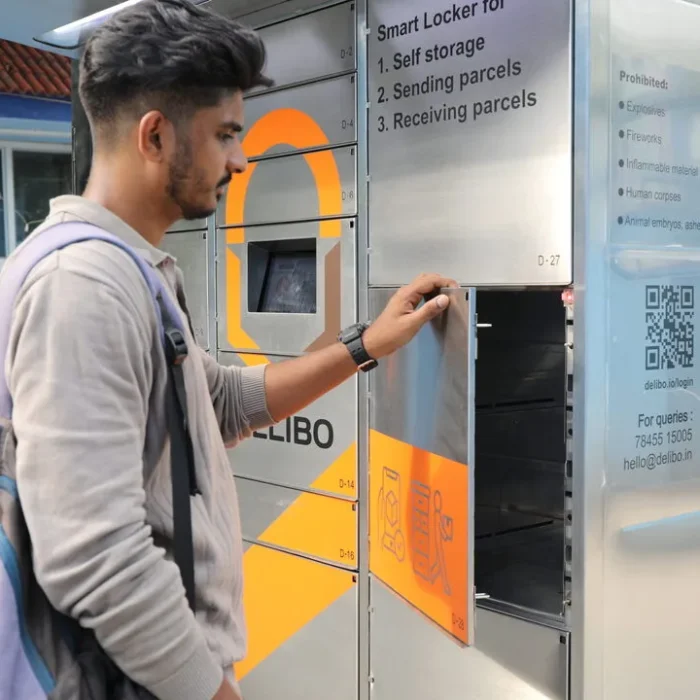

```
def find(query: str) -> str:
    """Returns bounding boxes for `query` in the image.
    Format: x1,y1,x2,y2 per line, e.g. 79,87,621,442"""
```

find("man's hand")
261,272,457,424
362,273,458,359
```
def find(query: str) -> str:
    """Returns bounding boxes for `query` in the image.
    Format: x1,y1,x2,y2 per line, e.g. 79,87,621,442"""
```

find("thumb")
412,294,450,325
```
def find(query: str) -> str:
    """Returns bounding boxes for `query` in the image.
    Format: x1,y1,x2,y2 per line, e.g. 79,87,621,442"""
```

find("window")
13,151,72,243
0,143,72,257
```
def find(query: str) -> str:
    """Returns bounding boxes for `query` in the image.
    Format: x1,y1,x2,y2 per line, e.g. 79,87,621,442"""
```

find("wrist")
360,325,382,360
337,322,379,371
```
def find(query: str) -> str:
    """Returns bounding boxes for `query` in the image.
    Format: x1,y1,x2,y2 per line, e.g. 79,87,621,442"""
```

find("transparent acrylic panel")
602,0,700,697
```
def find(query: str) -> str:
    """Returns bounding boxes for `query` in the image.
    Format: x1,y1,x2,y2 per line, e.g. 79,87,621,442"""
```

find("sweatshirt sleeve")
199,349,274,447
6,253,223,700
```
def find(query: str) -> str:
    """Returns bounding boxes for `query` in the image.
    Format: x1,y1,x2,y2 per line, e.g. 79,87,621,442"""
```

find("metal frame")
355,2,370,699
0,147,10,257
0,140,72,256
211,4,367,696
229,3,367,697
571,0,609,698
206,216,217,355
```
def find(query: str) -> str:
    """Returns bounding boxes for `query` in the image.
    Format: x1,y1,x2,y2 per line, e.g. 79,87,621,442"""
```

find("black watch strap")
338,322,378,372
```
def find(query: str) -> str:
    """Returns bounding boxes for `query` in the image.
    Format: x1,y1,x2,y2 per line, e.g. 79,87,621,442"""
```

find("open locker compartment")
474,290,568,620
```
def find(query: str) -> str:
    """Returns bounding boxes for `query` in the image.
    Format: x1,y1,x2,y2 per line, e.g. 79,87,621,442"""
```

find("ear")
137,110,175,162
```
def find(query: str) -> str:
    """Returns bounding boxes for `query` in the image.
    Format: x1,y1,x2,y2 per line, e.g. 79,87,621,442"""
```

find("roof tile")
0,40,71,101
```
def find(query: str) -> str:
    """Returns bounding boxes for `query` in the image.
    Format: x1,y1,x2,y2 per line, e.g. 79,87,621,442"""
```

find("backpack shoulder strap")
0,220,197,611
0,221,181,418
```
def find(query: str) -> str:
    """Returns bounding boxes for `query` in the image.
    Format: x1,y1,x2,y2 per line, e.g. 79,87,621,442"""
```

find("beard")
166,137,224,221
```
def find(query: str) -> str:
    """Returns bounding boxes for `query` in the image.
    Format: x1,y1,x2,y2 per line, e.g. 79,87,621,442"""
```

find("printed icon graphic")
410,481,454,596
377,466,405,562
369,430,470,644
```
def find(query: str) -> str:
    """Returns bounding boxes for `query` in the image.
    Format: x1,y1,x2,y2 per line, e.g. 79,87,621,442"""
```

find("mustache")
217,175,232,188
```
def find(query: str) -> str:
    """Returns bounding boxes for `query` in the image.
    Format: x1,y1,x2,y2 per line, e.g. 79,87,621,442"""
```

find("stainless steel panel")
601,479,700,700
370,577,568,700
206,0,325,24
234,476,358,568
569,0,700,697
369,287,474,463
217,145,357,227
610,10,700,250
368,287,476,645
570,0,607,695
228,0,336,27
605,254,700,490
160,230,209,349
354,3,372,698
168,217,208,233
238,546,358,700
603,251,700,698
216,219,357,355
206,216,218,355
246,1,356,93
220,352,358,497
366,0,572,286
599,0,700,696
243,74,357,158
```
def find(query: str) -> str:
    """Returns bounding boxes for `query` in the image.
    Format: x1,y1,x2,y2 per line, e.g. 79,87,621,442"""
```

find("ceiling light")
34,0,209,51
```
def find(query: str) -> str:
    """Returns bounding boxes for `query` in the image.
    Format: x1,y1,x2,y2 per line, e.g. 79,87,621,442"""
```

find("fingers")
410,293,451,326
399,273,458,309
410,272,458,294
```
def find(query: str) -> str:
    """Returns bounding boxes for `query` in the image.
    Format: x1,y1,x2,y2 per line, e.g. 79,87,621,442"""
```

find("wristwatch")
338,322,378,372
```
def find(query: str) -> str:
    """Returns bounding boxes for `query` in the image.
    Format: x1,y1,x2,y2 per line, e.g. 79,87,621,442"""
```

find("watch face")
341,324,360,343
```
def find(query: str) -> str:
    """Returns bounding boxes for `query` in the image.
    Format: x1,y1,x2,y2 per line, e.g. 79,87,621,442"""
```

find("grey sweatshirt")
4,196,273,700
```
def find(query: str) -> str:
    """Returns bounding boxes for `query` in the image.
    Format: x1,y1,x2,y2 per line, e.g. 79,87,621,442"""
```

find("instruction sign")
607,260,700,488
607,0,700,490
369,429,471,644
611,53,700,248
367,0,572,286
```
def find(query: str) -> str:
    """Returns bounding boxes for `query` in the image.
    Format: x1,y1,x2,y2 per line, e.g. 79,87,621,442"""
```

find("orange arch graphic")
225,108,344,241
224,108,344,357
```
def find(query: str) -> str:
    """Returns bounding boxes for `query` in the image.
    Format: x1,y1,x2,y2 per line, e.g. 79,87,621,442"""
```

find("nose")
227,140,248,175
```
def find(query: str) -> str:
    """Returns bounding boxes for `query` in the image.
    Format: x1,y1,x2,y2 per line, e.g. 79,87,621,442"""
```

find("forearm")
264,341,358,422
206,272,454,435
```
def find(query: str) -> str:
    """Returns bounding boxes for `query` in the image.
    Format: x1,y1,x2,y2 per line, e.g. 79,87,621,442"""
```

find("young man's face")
166,90,247,221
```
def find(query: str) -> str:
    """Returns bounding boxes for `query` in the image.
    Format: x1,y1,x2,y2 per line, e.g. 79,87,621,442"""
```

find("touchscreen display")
258,251,317,313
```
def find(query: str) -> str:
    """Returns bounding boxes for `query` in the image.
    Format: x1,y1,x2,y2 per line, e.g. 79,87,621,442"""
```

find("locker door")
368,287,476,647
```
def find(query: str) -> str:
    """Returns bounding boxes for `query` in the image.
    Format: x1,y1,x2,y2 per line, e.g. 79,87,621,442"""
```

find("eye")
220,133,234,143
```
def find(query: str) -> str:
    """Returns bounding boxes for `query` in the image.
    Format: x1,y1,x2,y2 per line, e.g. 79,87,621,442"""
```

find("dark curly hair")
79,0,273,137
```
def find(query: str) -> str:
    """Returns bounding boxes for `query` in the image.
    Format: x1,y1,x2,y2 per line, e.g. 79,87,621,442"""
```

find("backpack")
0,221,198,699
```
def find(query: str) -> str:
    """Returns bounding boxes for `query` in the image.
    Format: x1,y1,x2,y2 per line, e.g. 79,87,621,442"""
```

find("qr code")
645,285,695,370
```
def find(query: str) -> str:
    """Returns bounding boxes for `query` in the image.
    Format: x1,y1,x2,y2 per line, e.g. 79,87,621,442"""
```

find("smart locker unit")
69,0,700,698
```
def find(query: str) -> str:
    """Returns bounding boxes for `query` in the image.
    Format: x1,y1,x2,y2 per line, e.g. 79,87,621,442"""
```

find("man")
3,1,455,699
